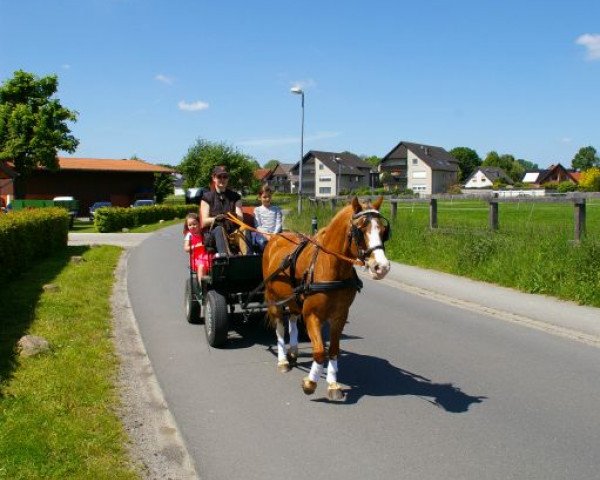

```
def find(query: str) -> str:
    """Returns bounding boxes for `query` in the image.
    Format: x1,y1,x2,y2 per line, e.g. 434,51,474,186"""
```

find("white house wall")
406,151,431,195
315,159,335,197
465,170,493,189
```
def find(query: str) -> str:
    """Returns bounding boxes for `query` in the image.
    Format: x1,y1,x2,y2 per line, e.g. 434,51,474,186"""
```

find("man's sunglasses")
216,174,229,179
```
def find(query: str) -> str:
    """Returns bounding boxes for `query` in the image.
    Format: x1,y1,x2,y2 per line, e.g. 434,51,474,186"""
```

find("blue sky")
1,0,599,168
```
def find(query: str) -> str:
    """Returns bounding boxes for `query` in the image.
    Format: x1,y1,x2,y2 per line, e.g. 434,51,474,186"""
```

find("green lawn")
0,246,139,479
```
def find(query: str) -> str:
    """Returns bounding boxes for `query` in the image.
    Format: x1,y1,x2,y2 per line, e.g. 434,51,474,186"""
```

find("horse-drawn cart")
185,251,265,347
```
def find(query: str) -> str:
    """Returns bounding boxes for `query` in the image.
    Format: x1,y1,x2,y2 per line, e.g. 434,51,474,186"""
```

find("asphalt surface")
71,229,600,480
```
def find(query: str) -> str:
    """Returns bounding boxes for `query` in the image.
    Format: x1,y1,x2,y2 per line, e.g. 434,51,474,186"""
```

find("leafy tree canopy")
263,159,279,170
153,162,175,203
578,166,600,192
178,138,257,191
449,147,481,182
0,70,78,178
482,151,525,183
571,146,599,171
517,158,539,170
362,155,381,168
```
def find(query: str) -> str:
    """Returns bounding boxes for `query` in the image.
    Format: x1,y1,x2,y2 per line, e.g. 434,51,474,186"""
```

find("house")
289,151,372,197
522,163,578,187
1,157,174,214
270,163,294,193
379,141,458,194
464,167,513,189
0,161,17,208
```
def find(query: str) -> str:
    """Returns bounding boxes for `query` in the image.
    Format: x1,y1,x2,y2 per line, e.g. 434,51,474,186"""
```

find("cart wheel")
185,277,201,324
204,290,229,347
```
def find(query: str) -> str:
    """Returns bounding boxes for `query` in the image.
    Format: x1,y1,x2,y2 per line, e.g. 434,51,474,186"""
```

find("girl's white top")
254,204,282,233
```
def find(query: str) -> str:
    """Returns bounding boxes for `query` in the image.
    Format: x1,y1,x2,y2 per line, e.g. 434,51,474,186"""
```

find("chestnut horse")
262,196,391,400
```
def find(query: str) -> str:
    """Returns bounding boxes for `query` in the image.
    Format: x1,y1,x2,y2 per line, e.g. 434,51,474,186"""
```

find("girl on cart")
183,212,212,276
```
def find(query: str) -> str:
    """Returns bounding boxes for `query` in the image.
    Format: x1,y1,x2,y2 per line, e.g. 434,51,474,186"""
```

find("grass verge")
0,246,139,479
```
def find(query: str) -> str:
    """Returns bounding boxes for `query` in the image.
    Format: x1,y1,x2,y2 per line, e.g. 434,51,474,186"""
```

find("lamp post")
291,86,304,213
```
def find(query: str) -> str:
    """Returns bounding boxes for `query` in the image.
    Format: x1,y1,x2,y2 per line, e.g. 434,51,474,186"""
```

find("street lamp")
291,86,304,213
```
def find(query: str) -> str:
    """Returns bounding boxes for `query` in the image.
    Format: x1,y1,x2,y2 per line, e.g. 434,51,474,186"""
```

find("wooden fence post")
489,200,499,230
429,198,438,229
573,198,586,243
390,200,397,220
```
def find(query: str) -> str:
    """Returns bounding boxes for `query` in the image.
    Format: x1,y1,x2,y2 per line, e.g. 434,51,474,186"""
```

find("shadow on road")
309,350,487,411
220,318,485,413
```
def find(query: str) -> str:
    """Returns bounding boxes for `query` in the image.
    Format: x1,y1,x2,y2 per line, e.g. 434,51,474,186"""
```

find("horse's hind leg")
286,314,300,367
326,318,346,401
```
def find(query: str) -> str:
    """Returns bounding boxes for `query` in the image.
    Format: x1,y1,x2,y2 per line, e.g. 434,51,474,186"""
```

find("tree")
362,155,381,169
571,146,599,171
578,167,600,191
263,159,279,170
517,158,538,171
178,138,257,192
0,70,78,196
449,147,481,182
153,162,175,203
482,151,524,183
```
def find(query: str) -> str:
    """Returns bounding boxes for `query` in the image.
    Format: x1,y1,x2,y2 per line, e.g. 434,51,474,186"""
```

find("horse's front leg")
326,317,346,401
303,313,326,395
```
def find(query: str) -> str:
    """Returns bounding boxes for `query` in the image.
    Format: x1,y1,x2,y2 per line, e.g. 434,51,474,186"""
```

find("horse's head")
350,196,391,280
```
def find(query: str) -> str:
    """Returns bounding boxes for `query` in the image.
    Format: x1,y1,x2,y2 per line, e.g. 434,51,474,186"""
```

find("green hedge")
0,208,69,283
94,204,197,232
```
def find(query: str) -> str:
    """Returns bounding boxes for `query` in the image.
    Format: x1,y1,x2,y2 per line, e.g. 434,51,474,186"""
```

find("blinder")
349,209,391,261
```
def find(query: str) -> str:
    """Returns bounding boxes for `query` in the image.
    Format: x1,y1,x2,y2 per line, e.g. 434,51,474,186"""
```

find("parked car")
89,201,112,221
131,199,155,208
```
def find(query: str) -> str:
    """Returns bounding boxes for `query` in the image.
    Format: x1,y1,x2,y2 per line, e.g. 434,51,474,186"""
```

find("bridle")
348,209,391,263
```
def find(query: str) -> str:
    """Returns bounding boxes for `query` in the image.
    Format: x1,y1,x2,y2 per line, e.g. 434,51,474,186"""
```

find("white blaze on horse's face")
365,217,391,279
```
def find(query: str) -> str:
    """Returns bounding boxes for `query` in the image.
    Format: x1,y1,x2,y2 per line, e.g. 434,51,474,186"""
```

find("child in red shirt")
183,213,212,276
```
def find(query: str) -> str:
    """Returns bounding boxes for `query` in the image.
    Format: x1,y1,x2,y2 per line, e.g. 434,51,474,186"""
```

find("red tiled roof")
254,168,271,181
57,157,174,173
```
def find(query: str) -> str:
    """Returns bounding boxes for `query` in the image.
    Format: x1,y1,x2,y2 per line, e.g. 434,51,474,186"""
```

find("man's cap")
212,165,229,176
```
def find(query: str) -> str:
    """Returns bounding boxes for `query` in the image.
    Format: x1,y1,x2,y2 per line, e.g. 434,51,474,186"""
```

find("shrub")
0,208,68,283
94,204,196,232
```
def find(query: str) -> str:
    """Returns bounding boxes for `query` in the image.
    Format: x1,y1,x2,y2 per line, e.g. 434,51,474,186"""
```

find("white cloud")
238,131,340,147
178,100,209,112
576,33,600,60
62,64,71,70
155,74,174,85
561,137,572,144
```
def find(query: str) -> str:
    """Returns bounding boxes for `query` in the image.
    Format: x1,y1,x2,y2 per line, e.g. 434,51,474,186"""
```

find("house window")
319,164,324,170
412,158,418,165
319,187,331,194
319,176,332,182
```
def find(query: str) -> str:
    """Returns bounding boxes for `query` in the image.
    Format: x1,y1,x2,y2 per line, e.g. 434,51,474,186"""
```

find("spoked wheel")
204,290,229,347
185,277,202,324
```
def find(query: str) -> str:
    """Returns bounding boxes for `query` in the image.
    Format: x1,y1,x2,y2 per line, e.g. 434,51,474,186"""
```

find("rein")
231,207,389,310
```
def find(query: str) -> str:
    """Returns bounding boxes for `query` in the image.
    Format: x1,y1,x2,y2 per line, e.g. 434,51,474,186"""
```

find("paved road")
120,226,600,479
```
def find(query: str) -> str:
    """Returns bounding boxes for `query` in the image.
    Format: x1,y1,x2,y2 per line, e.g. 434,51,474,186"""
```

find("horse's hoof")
287,346,299,366
302,377,318,395
277,360,290,373
327,382,345,401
